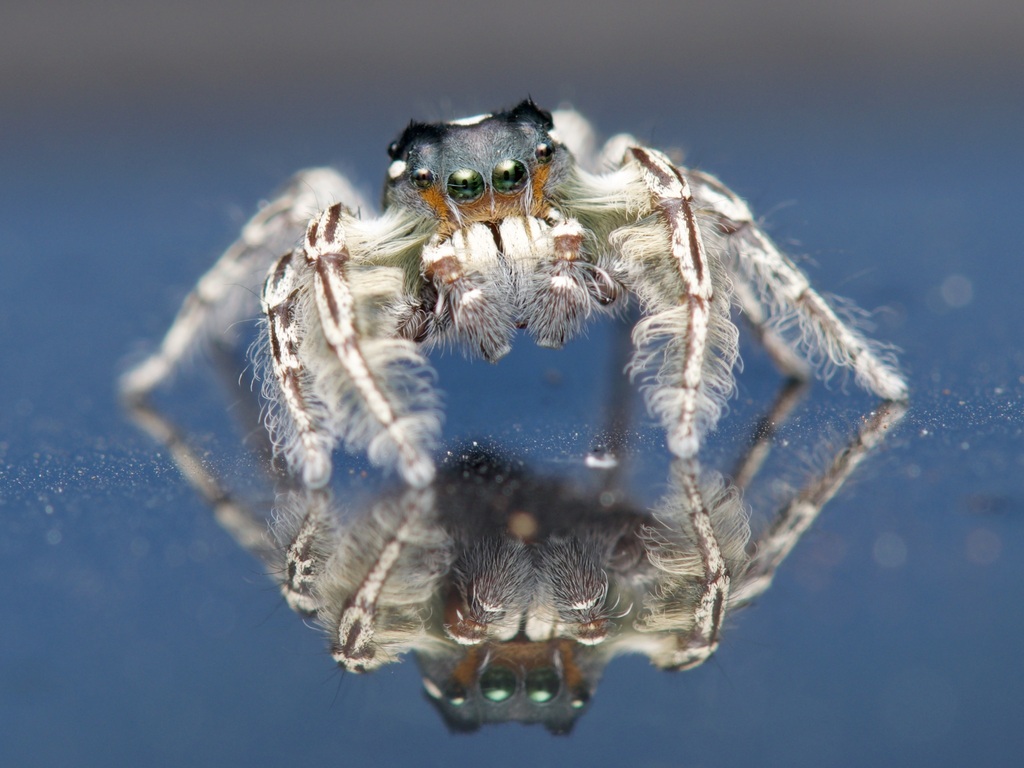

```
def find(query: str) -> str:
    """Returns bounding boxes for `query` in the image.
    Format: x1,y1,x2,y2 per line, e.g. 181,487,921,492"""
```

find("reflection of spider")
121,99,907,489
125,365,905,732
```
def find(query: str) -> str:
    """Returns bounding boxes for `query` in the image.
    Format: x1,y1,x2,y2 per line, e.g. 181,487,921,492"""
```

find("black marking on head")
385,99,553,162
503,98,554,130
387,120,445,161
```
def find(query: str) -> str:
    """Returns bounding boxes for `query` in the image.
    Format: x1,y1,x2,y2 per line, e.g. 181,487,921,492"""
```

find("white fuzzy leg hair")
260,202,442,489
121,168,367,400
689,170,908,401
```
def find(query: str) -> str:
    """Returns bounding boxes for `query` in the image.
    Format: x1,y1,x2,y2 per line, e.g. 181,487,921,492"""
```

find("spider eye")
492,159,527,193
535,142,554,164
524,668,560,704
411,168,434,189
444,682,468,706
570,689,589,709
447,168,485,202
479,665,516,703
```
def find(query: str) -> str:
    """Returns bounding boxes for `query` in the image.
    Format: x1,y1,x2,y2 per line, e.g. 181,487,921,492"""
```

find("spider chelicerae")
121,99,907,490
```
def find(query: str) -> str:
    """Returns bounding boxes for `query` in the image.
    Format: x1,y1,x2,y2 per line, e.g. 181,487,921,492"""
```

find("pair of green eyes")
412,160,526,201
412,144,553,201
477,665,561,704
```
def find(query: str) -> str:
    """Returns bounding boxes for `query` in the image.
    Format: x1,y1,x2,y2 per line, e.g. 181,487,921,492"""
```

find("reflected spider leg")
731,400,907,607
653,458,733,670
729,377,810,492
330,489,436,670
632,384,905,671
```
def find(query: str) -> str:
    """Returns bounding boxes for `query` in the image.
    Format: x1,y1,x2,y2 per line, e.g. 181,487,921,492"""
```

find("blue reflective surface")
3,59,1023,768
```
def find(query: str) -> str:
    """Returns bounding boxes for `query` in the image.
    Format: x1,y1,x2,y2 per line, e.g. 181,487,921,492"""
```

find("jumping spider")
121,99,907,489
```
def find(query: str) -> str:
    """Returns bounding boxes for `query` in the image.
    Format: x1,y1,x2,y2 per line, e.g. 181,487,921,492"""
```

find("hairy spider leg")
623,147,735,460
263,203,439,488
689,170,909,402
262,246,338,488
331,488,439,671
119,169,364,401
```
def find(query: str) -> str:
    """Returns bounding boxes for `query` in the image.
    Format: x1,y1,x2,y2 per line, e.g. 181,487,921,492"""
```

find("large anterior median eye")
447,168,485,202
479,665,516,703
492,159,527,193
524,668,560,704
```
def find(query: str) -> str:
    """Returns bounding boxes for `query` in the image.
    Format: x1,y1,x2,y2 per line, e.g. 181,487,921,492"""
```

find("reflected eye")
444,682,467,706
411,168,434,189
570,689,589,709
524,668,560,704
492,159,527,193
479,665,516,703
447,168,485,201
535,142,554,164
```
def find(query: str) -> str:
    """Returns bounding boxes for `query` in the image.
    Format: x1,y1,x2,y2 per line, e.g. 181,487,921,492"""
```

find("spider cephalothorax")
121,99,907,491
383,99,571,229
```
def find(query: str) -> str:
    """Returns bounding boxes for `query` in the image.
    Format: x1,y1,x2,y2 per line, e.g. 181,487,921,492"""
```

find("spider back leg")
690,170,908,401
120,168,369,402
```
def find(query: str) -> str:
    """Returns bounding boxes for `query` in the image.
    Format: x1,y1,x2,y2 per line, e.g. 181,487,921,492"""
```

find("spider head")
383,99,571,226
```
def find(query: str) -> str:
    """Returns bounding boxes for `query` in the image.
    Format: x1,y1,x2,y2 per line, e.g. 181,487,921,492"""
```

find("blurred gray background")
7,0,1021,123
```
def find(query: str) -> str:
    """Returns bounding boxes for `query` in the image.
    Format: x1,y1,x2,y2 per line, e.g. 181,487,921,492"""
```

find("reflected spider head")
419,637,598,735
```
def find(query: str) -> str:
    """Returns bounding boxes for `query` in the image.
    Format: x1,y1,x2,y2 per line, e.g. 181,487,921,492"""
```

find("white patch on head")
448,113,492,126
388,160,407,180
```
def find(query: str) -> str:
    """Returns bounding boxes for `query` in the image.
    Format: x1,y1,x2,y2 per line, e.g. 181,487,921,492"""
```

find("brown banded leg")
625,147,720,459
299,205,438,487
689,170,908,402
262,247,336,488
421,230,516,362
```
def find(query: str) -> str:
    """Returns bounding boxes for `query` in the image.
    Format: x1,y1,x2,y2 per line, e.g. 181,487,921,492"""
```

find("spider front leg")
261,203,441,488
615,147,739,459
